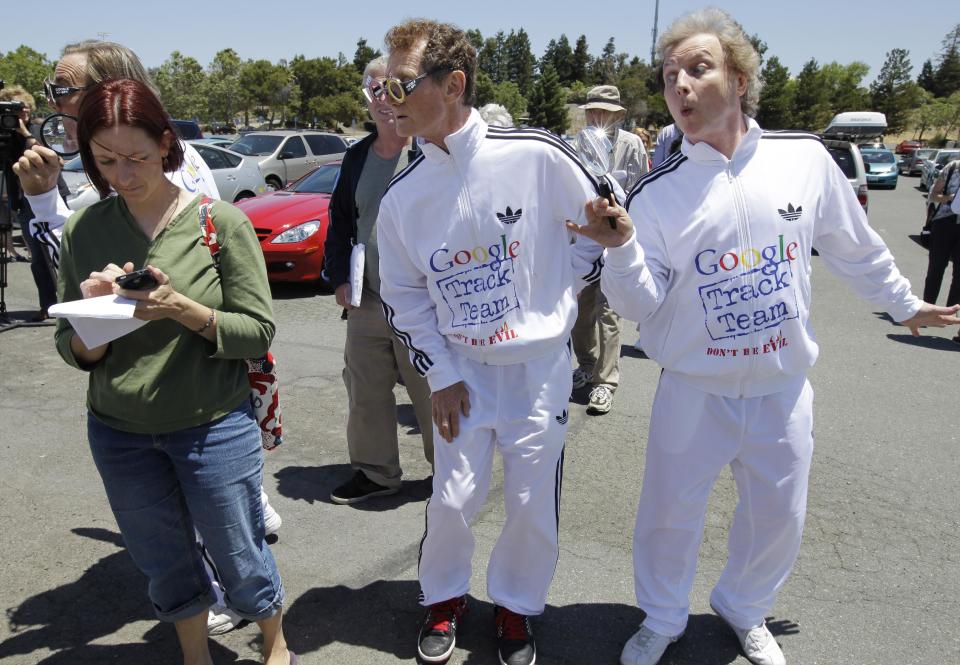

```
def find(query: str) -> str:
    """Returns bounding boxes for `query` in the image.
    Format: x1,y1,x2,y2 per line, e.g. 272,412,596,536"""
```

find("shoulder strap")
197,196,221,271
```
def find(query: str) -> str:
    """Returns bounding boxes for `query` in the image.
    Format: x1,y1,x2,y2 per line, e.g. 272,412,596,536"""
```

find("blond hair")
0,84,35,109
657,7,762,116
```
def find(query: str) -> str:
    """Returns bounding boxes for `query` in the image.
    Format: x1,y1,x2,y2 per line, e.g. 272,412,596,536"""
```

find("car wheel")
233,191,256,202
265,176,283,191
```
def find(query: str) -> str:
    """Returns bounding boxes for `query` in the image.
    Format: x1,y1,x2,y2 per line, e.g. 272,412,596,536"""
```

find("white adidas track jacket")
377,109,605,392
602,118,921,399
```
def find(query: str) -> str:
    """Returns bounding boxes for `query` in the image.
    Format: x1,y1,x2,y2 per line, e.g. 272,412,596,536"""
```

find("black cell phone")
115,268,159,290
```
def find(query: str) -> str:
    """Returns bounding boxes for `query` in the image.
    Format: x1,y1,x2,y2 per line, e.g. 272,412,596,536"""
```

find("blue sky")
20,1,956,84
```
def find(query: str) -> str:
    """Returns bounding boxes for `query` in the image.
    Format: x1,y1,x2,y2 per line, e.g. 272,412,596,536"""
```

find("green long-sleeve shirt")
55,195,275,434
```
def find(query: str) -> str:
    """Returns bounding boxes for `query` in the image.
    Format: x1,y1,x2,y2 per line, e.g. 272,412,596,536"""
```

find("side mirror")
278,151,293,160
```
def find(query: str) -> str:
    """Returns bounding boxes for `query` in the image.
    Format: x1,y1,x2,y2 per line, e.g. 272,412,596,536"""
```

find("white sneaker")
261,490,282,537
586,385,613,415
711,603,785,665
207,604,244,635
620,624,682,665
572,367,592,390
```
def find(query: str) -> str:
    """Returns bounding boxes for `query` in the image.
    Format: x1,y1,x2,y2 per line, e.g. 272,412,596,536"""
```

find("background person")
377,19,605,665
0,84,61,320
570,85,648,415
572,9,960,665
323,56,434,505
922,158,960,311
55,78,295,665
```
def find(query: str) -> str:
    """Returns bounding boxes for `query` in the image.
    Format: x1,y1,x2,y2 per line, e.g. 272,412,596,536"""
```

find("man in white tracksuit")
376,19,605,665
572,9,960,665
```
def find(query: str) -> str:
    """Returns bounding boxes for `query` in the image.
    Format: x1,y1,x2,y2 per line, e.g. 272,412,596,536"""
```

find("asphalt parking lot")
1,177,958,664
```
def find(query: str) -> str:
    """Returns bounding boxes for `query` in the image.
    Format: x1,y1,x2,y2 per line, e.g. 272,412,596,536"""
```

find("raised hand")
566,196,634,248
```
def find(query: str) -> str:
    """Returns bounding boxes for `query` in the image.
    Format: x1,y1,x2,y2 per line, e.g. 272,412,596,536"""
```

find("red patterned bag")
198,198,283,450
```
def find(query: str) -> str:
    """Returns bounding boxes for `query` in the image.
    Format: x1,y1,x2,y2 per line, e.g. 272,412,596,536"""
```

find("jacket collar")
681,115,762,167
418,108,487,165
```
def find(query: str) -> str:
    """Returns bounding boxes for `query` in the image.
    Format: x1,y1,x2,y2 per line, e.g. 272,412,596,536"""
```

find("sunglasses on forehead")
44,77,93,102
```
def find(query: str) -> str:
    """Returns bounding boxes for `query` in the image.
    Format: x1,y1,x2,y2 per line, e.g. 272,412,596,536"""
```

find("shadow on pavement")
274,465,432,511
0,527,247,665
886,333,960,350
284,581,800,664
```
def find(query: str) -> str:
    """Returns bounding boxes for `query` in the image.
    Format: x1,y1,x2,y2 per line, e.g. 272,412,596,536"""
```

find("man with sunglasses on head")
376,19,606,665
322,56,434,506
13,41,219,270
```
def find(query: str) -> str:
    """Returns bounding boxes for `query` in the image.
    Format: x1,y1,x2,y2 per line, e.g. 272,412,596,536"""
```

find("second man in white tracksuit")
572,8,960,665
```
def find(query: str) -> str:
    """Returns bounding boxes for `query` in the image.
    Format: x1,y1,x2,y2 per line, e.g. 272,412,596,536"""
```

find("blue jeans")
87,402,284,623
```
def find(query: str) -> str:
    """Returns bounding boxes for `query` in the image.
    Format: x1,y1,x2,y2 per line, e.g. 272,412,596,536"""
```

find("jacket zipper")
727,162,754,397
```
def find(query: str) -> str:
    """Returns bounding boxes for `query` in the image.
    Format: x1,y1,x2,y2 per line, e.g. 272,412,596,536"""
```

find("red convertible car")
236,162,340,283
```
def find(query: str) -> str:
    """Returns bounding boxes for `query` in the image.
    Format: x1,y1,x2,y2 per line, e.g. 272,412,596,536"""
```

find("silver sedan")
188,141,268,202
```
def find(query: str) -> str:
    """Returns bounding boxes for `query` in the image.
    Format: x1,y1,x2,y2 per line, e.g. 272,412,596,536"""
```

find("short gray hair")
62,40,160,97
657,7,762,117
364,56,388,79
478,103,513,128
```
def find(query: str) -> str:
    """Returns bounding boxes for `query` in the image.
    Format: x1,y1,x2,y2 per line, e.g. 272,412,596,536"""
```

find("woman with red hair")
54,78,296,665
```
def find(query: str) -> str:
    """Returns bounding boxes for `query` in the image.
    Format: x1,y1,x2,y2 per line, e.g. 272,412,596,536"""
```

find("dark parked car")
171,119,203,140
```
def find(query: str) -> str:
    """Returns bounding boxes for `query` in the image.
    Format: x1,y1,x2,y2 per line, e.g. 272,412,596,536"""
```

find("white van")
824,112,887,141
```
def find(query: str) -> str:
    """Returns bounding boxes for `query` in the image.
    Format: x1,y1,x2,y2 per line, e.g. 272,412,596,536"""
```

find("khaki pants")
343,291,434,488
571,282,622,392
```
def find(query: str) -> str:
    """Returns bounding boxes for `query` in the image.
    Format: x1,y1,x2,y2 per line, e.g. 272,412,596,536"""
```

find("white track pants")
635,371,814,636
417,347,571,616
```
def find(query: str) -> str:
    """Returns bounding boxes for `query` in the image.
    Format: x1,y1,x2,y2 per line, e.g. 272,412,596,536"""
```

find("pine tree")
572,35,591,84
918,59,937,93
504,29,535,97
793,59,829,130
756,56,794,129
870,48,922,133
528,63,568,135
352,38,380,73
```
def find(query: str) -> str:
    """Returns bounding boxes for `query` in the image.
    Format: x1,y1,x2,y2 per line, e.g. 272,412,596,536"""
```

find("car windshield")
916,149,935,159
936,152,959,166
289,163,340,194
228,135,282,156
861,151,895,164
63,156,84,171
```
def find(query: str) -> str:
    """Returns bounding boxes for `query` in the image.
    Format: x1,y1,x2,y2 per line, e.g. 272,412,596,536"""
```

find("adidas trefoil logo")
778,203,802,222
555,409,568,425
496,206,522,225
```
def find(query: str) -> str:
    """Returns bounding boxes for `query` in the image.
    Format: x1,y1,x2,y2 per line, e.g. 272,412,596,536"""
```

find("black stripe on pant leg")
417,497,431,603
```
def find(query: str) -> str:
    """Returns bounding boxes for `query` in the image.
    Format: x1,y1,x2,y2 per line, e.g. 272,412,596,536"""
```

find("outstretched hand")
566,197,634,248
900,302,960,336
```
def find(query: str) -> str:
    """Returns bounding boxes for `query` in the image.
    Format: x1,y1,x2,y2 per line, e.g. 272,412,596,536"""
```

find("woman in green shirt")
55,78,297,665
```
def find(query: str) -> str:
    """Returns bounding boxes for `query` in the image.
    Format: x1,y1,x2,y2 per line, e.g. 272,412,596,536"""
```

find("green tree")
572,35,591,83
290,55,361,127
0,45,53,112
527,63,568,135
491,80,527,123
240,59,290,128
591,37,618,84
793,59,830,130
918,59,937,93
466,29,484,53
353,38,381,73
504,29,535,97
870,48,921,133
821,61,870,115
479,32,507,83
541,34,575,85
748,34,768,68
154,51,207,120
756,56,794,129
475,69,496,106
308,92,363,129
206,48,244,126
934,26,960,97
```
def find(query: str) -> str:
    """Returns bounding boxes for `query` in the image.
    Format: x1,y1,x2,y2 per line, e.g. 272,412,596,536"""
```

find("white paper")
49,294,148,348
349,243,365,308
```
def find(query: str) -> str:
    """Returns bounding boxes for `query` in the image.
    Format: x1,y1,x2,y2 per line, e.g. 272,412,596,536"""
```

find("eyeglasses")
44,77,92,105
383,68,450,104
361,75,386,104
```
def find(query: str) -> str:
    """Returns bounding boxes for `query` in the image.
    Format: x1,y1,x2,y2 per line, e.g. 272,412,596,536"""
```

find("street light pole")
650,0,660,66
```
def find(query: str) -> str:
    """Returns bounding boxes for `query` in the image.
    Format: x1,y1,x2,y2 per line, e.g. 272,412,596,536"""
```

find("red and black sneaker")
494,605,536,665
417,595,468,663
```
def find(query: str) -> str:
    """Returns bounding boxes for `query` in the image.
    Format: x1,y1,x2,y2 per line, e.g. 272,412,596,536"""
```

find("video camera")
0,80,28,216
